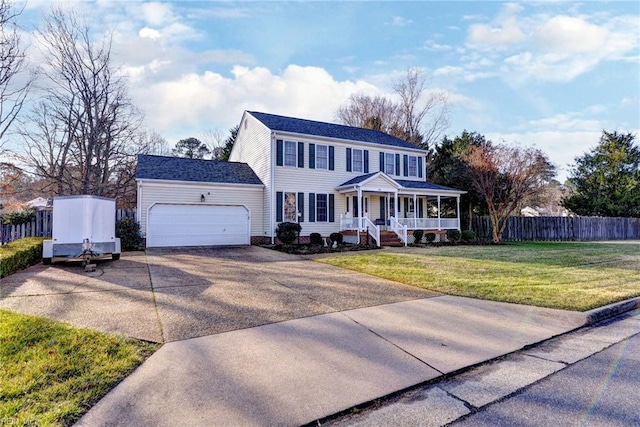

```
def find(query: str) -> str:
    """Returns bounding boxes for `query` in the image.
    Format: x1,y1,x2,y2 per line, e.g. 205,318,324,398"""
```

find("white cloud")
535,16,608,54
131,65,381,139
423,40,453,52
457,6,640,84
390,16,412,27
137,2,176,26
139,27,161,40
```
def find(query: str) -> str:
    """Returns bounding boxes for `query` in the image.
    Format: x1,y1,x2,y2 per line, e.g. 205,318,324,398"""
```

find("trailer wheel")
43,258,52,265
112,254,120,261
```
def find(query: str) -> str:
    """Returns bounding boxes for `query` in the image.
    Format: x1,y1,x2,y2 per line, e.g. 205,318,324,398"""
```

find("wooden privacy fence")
0,209,136,245
472,216,640,241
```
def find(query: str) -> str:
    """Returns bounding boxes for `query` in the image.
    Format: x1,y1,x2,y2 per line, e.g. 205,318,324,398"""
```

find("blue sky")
16,1,640,181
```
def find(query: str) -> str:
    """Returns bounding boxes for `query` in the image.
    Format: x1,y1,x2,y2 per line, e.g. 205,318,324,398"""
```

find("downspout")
270,131,276,245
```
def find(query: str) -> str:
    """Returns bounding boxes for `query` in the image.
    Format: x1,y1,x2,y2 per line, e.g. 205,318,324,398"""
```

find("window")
385,153,395,175
284,141,297,167
352,149,363,172
408,156,418,177
316,194,328,222
284,192,297,221
316,145,328,169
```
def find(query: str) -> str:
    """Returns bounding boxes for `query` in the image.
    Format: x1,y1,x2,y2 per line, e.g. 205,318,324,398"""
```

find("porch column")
437,195,441,230
413,193,417,229
394,190,399,220
357,188,363,239
457,195,461,230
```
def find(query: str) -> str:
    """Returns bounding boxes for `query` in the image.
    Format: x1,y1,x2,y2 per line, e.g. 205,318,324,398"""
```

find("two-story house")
136,111,465,248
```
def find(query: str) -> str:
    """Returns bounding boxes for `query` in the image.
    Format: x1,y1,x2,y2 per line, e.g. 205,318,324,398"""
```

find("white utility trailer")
42,195,121,265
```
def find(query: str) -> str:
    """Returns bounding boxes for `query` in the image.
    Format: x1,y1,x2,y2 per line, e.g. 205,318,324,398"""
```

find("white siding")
230,113,273,238
137,180,264,238
273,134,429,236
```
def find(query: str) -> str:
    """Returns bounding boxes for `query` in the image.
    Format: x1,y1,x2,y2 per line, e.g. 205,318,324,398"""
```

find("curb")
584,297,640,325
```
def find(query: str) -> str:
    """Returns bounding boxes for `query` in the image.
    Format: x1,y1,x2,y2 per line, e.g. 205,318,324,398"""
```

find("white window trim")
316,144,328,170
284,140,297,167
352,148,364,173
316,193,329,223
385,153,395,176
284,191,298,222
408,155,418,177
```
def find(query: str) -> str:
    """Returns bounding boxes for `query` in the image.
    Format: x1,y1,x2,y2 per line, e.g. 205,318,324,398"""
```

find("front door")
363,196,370,220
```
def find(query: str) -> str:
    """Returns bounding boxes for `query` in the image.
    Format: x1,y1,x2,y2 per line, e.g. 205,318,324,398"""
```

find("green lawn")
0,310,159,426
318,242,640,311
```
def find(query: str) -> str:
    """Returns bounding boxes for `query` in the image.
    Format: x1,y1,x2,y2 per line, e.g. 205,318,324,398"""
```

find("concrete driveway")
0,246,436,342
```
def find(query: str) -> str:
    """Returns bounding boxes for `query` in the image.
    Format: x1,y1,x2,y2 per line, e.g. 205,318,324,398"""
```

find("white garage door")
147,204,250,247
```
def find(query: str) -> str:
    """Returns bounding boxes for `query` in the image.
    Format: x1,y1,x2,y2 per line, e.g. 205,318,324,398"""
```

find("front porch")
336,172,465,247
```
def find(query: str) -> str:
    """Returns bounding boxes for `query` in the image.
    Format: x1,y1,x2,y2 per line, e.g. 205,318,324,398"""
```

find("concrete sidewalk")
76,295,589,427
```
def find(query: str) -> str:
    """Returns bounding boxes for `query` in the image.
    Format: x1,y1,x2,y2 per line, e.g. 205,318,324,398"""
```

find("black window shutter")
418,156,423,178
418,198,424,218
346,148,352,172
309,144,315,169
276,140,283,166
395,154,400,176
379,196,385,219
364,150,369,173
353,196,359,217
329,146,335,170
403,155,409,177
276,191,283,222
309,193,316,222
298,192,304,222
329,194,335,222
379,152,385,172
298,142,304,168
404,198,409,215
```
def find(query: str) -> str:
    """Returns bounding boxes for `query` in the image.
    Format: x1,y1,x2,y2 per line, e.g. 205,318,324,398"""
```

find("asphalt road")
451,332,640,427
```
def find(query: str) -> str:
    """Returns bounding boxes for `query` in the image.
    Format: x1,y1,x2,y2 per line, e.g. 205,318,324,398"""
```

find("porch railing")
389,216,407,246
339,216,380,247
397,217,460,230
361,216,380,247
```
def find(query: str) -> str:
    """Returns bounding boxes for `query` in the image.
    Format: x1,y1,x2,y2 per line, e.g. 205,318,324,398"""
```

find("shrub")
116,218,143,251
461,229,476,242
412,229,424,244
276,222,301,245
0,238,44,278
309,232,323,245
329,232,343,245
446,229,461,243
425,232,436,243
1,208,36,226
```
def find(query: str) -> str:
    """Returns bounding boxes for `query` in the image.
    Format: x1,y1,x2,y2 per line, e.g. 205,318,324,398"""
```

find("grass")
318,241,640,311
0,310,159,426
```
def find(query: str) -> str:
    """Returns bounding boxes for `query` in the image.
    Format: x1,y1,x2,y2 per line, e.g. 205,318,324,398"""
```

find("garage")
147,204,250,248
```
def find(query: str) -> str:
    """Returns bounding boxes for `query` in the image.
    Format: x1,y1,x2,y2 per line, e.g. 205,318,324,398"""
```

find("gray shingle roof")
249,111,424,151
337,173,463,193
136,155,263,185
395,179,463,192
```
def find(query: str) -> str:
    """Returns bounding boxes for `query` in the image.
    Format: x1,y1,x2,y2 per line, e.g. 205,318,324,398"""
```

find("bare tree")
462,141,556,243
335,93,401,132
201,128,225,160
335,68,449,149
20,8,142,203
392,68,449,148
0,0,32,152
